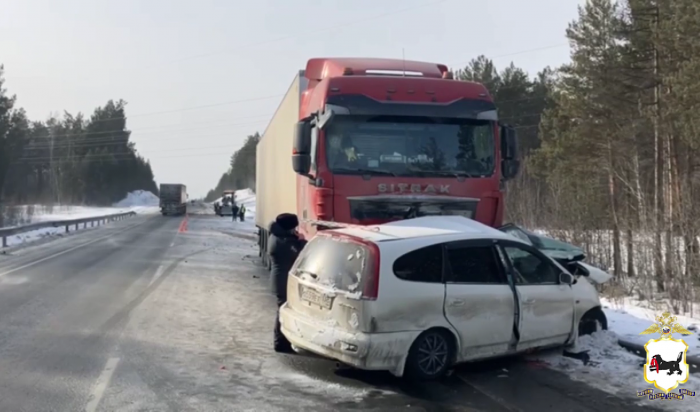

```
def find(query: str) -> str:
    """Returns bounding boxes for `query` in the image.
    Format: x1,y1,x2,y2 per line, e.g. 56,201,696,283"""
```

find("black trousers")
274,295,290,346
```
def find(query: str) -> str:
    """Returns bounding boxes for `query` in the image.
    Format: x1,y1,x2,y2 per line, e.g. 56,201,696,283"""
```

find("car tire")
404,329,454,380
578,308,608,336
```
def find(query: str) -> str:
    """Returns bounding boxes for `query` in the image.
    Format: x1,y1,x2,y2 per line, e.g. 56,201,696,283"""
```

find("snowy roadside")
528,331,700,411
603,297,700,357
2,190,160,248
529,297,700,411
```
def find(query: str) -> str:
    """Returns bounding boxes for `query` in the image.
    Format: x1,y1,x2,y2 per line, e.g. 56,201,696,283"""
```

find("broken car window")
502,246,558,285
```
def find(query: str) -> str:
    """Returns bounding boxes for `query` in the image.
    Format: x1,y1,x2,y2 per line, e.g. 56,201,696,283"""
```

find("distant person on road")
269,213,307,352
231,203,239,221
238,204,246,222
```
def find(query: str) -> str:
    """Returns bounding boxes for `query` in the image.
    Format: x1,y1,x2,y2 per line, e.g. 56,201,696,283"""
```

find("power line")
14,116,625,164
447,43,569,69
16,142,246,162
144,0,449,67
52,43,567,128
18,43,571,152
27,108,548,151
29,117,270,142
33,91,555,146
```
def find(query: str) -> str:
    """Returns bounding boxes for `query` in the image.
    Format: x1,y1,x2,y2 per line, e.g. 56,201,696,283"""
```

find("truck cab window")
324,116,494,177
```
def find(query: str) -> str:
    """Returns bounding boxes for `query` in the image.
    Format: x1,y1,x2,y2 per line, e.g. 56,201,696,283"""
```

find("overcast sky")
2,0,584,198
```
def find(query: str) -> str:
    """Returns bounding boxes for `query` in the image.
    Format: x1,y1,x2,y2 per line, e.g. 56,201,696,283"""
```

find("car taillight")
361,240,380,300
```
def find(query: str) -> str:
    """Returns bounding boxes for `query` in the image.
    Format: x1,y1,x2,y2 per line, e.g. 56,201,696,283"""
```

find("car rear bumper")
279,303,417,376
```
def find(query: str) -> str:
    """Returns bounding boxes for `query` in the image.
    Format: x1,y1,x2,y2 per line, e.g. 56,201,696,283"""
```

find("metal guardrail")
0,211,137,247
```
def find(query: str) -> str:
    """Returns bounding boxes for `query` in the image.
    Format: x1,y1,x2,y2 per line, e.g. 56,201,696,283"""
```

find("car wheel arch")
394,326,460,378
578,306,608,335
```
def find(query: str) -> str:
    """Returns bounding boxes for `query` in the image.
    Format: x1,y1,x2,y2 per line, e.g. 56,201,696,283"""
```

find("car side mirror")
559,272,574,285
292,119,312,175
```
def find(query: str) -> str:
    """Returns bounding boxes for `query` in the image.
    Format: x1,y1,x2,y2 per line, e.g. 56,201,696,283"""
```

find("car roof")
326,216,518,243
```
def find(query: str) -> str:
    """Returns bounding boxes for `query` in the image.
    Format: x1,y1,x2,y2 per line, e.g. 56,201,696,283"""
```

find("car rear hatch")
286,232,378,334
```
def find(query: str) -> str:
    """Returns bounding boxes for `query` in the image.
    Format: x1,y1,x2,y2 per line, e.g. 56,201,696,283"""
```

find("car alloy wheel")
416,332,450,377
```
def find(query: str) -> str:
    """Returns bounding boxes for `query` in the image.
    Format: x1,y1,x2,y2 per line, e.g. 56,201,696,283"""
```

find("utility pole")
49,128,60,204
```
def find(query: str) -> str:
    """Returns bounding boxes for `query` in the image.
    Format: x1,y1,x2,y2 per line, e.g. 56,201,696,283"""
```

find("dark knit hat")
275,213,299,231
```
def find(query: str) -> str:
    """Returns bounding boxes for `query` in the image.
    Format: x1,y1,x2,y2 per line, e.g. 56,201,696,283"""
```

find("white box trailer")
255,70,308,230
255,71,308,268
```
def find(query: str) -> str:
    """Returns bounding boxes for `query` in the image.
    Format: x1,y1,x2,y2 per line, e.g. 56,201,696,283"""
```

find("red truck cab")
291,58,519,238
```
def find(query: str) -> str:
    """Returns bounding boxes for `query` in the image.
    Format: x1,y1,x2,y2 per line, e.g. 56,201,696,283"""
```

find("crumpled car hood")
577,261,613,284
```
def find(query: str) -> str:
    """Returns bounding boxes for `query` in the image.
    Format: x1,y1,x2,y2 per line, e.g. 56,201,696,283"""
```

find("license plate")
300,286,332,309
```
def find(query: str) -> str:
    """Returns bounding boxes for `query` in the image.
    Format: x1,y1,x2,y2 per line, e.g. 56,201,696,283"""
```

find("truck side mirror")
500,124,518,160
292,119,312,175
500,124,520,180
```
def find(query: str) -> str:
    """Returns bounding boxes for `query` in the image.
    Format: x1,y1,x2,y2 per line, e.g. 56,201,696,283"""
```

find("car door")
443,239,516,361
498,240,575,351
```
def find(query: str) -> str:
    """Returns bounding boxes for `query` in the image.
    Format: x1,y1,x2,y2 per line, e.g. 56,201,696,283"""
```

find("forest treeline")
0,67,158,225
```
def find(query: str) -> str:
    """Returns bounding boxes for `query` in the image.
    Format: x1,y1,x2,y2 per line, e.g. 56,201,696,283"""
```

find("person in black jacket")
269,213,307,352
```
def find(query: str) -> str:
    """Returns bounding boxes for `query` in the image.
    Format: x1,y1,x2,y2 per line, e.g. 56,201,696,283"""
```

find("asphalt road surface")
0,207,663,412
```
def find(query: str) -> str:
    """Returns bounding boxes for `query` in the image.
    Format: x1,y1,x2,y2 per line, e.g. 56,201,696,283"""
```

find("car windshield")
527,230,583,254
324,115,495,177
501,225,584,255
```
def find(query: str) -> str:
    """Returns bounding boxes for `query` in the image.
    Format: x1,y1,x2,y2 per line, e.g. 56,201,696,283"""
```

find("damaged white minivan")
279,216,611,380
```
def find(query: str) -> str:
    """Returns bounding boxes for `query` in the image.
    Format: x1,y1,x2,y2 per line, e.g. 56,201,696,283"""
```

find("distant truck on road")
159,183,188,216
214,190,237,216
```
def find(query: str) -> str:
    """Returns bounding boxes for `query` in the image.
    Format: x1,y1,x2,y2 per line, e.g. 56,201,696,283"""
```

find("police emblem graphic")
638,311,695,397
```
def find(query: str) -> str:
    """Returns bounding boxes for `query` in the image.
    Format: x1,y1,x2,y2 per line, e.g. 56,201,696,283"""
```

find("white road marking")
85,357,120,412
148,265,165,287
0,220,146,279
170,241,175,247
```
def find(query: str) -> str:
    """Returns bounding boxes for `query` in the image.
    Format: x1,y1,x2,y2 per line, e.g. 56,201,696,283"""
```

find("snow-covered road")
0,187,696,410
0,210,668,411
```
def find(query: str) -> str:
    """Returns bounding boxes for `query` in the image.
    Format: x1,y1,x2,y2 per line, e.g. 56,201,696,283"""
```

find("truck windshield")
323,115,495,177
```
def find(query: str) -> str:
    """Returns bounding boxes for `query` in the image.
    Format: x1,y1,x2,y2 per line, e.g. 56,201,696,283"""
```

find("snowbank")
602,297,700,357
528,299,700,410
1,190,161,248
113,190,159,207
530,330,700,410
3,227,66,247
